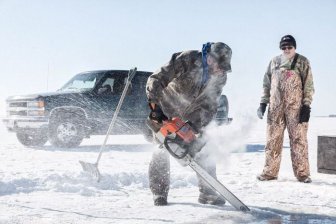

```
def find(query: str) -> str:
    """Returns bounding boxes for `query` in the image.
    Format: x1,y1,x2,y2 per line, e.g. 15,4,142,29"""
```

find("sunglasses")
281,46,294,50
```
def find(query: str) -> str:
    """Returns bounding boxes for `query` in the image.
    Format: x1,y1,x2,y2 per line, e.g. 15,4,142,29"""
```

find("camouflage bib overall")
262,59,310,179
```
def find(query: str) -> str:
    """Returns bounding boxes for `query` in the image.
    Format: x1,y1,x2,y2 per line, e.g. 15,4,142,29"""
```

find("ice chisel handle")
95,67,137,164
127,68,137,82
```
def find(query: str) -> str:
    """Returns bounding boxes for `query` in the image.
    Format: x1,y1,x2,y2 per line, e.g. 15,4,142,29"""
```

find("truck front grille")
7,100,45,117
7,101,28,116
9,102,27,107
10,110,28,116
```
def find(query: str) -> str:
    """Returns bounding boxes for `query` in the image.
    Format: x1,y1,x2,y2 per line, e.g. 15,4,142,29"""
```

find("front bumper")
2,117,49,132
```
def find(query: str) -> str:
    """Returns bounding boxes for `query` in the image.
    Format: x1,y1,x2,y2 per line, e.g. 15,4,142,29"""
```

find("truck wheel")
48,114,84,148
16,132,48,147
216,95,229,125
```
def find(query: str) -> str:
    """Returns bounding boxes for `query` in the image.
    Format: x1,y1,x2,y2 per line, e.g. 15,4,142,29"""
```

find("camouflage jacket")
146,50,227,130
260,53,314,106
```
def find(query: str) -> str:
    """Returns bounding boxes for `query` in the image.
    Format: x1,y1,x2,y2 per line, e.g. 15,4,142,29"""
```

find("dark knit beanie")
279,35,296,49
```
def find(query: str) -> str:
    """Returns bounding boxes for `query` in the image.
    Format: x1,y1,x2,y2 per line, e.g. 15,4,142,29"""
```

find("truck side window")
134,75,146,97
98,78,115,95
114,77,132,95
97,74,133,95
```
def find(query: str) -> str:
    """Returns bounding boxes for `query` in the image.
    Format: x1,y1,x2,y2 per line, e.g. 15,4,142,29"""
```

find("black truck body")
3,70,231,148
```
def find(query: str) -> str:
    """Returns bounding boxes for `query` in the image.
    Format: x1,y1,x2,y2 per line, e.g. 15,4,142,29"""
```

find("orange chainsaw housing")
160,117,196,144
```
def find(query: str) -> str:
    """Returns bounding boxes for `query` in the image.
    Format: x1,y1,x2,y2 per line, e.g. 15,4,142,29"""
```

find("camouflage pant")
262,69,310,179
149,146,217,200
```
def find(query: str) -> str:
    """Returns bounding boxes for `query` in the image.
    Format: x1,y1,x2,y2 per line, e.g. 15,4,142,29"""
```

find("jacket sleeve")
260,60,272,104
301,59,315,106
146,52,188,104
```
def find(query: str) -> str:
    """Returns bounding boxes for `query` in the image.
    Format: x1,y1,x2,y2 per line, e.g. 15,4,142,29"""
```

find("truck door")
93,71,136,134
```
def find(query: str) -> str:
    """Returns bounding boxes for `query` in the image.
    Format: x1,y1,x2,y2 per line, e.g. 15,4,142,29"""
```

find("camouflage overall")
260,54,314,179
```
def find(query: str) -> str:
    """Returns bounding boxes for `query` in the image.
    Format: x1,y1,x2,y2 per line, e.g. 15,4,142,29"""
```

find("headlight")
27,110,45,116
27,100,45,108
27,99,45,116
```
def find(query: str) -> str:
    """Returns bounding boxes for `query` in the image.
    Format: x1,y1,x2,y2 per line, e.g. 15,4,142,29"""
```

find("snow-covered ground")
0,116,336,224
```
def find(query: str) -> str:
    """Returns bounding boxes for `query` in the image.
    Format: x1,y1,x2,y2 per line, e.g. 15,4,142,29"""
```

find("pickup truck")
3,69,231,148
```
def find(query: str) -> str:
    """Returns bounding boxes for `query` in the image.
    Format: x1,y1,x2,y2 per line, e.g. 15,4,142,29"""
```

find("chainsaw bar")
184,155,250,212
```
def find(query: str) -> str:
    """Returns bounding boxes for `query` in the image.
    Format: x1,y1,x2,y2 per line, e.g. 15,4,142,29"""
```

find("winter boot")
153,195,168,206
298,176,312,183
198,192,226,205
257,174,277,181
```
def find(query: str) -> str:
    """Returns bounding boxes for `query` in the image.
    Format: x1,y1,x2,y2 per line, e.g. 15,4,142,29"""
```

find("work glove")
148,103,168,123
299,105,311,123
257,103,267,119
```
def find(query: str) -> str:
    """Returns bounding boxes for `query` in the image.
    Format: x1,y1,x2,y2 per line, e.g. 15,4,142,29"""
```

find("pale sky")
0,0,335,116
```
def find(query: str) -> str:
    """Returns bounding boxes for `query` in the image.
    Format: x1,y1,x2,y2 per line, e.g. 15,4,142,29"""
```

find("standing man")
257,35,314,183
146,42,232,205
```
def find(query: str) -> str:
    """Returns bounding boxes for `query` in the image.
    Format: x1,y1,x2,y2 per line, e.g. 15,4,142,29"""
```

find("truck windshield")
59,73,100,92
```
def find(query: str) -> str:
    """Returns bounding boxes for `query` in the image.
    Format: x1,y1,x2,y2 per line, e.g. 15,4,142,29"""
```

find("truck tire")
220,95,229,118
48,113,84,148
216,95,229,125
16,132,48,147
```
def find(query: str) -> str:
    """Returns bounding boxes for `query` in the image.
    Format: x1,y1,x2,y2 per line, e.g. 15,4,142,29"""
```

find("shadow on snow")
27,144,153,153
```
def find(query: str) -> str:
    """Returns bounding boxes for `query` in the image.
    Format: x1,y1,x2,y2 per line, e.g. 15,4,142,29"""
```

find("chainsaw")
146,117,205,163
146,116,250,212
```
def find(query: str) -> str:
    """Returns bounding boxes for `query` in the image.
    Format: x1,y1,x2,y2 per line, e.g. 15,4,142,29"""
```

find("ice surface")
0,117,335,223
